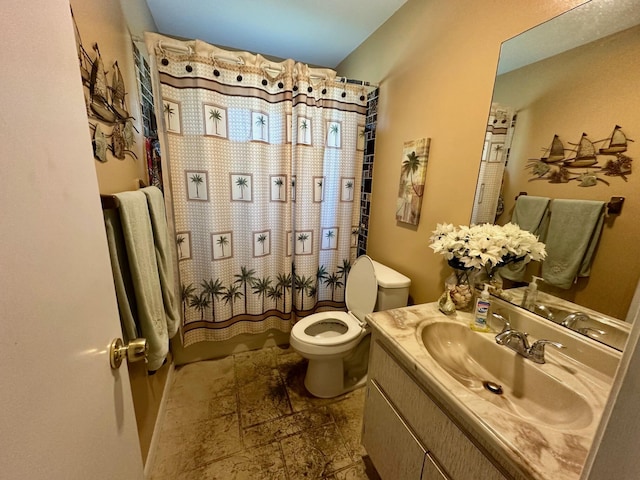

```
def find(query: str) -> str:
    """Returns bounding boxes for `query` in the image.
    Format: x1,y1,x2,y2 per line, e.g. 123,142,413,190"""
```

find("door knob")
109,337,148,369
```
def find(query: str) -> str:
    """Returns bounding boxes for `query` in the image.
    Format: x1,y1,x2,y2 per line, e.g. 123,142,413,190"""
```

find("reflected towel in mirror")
501,195,550,282
541,199,605,289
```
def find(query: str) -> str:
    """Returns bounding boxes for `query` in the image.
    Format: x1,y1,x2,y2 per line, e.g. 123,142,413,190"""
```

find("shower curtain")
145,34,369,346
471,103,516,224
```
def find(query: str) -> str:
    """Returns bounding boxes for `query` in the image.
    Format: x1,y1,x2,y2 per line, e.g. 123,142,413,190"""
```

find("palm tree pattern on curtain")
151,35,368,345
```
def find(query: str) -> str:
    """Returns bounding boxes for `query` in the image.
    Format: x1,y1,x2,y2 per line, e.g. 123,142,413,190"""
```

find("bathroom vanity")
362,302,619,480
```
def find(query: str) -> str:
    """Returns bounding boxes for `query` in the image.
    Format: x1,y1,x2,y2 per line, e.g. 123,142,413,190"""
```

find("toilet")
290,255,410,398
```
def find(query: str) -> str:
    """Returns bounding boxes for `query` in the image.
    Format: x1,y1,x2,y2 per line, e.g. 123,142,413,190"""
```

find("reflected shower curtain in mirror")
146,35,368,345
471,104,516,224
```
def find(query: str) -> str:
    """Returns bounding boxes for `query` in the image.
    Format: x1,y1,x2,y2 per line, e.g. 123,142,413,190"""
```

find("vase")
445,269,475,311
475,268,504,298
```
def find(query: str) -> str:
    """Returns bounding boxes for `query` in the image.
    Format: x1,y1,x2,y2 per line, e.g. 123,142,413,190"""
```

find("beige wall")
337,0,585,305
72,0,165,464
493,25,640,319
72,0,147,194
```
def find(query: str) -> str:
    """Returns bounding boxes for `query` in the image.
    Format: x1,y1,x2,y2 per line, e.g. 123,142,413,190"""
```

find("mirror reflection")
472,0,640,351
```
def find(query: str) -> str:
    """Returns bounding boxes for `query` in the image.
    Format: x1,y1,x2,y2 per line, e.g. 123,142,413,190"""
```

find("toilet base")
304,358,368,398
302,335,371,398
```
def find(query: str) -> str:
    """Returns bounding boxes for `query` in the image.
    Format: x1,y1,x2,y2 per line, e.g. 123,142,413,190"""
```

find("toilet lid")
346,255,378,322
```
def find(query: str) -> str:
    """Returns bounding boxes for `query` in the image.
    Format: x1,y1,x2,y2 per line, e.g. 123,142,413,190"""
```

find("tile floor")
148,345,380,480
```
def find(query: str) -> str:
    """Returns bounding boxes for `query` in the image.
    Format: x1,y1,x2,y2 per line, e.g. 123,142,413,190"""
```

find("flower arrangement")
429,223,547,274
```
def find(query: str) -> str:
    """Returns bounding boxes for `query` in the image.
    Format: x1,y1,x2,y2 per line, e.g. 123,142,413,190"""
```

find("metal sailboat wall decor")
526,126,633,186
563,133,598,167
599,125,630,154
541,134,566,163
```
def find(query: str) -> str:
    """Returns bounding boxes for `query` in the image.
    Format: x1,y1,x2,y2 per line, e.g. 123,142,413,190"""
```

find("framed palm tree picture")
186,170,209,201
203,104,227,138
396,137,431,225
340,177,356,202
162,99,181,134
351,225,360,248
294,230,313,255
176,231,192,260
253,230,271,257
230,173,253,202
313,176,325,203
270,175,287,202
297,116,312,145
326,121,341,148
356,125,366,151
251,111,269,142
321,227,339,250
211,232,233,260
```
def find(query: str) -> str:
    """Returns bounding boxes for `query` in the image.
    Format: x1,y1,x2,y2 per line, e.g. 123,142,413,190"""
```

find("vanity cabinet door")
363,380,427,480
368,339,509,480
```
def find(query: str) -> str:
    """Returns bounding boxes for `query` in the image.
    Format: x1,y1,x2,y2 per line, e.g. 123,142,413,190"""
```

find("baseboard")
143,360,175,479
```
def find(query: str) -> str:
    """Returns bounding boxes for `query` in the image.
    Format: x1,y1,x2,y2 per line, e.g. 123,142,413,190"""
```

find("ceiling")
145,0,408,68
498,0,640,75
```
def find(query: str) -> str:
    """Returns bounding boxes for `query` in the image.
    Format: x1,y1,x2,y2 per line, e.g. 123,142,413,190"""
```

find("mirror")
473,0,640,351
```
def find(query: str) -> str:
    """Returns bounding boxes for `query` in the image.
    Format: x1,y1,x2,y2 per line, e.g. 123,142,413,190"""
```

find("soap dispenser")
471,284,491,332
522,276,542,311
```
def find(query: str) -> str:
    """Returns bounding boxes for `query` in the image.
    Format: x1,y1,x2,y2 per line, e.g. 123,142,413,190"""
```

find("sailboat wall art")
396,137,431,225
526,126,633,186
72,7,137,163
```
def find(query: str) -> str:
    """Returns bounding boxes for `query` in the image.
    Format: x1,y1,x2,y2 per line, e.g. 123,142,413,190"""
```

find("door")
0,1,144,478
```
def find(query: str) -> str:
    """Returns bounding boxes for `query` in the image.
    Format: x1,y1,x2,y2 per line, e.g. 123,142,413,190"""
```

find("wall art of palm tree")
396,137,431,226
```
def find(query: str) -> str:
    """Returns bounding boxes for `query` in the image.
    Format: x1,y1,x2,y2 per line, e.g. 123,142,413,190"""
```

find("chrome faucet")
491,312,565,364
532,304,556,321
560,312,606,337
561,312,590,328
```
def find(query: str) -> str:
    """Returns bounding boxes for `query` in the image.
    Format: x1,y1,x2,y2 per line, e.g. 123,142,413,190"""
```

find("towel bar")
100,179,149,210
606,196,624,215
515,193,624,216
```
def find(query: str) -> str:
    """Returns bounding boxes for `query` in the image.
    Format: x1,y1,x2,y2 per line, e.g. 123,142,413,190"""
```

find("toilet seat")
291,311,362,347
290,256,378,348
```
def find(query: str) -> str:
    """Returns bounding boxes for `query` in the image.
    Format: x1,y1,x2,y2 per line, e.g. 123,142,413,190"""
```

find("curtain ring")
158,45,169,66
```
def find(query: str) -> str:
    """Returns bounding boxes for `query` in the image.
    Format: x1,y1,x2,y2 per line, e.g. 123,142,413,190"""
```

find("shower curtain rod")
337,77,379,89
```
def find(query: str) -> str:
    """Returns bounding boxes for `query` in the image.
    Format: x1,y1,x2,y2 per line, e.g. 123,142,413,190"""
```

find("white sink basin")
419,320,593,429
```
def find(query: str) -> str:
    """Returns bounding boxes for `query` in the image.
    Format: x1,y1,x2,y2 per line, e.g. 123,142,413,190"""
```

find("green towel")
103,209,139,343
501,196,550,282
115,191,168,371
142,187,180,338
541,199,605,289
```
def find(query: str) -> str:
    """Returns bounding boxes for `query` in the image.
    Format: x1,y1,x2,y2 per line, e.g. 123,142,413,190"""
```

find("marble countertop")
366,302,615,480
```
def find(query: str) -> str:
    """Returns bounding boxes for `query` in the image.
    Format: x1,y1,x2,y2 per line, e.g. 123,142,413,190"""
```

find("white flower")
428,222,546,271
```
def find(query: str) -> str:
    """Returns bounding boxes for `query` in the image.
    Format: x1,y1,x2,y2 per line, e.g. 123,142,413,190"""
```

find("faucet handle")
529,339,565,364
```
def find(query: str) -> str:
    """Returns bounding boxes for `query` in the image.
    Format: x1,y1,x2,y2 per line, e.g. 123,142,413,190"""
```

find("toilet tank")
370,260,411,311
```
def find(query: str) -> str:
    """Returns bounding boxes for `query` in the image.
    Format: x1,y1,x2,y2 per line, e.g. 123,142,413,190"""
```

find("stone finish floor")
148,345,380,479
